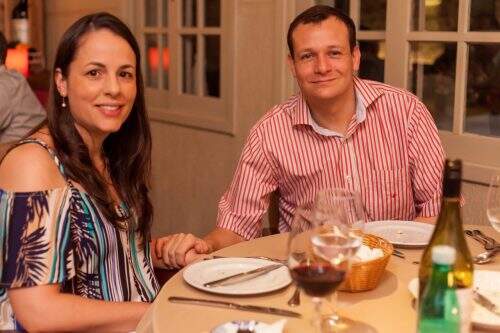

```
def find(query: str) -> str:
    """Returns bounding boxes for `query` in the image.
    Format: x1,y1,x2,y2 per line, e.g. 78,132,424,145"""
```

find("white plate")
183,257,292,295
365,220,434,247
408,271,500,330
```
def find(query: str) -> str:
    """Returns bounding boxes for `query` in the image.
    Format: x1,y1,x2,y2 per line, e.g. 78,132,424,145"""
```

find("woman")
0,13,208,331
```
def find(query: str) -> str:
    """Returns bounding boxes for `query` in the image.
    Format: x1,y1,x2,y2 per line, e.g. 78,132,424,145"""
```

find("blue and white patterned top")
0,139,159,330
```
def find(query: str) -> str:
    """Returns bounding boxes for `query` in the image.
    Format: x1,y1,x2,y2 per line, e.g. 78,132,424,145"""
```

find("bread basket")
338,234,393,292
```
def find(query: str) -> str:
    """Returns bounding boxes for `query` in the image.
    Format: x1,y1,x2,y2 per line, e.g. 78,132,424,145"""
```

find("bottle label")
456,288,472,333
12,19,29,44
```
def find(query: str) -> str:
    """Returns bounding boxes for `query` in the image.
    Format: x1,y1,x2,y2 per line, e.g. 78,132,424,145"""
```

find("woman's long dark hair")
48,12,153,240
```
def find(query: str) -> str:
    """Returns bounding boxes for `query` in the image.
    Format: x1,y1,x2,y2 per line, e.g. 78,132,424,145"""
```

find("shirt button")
346,175,352,182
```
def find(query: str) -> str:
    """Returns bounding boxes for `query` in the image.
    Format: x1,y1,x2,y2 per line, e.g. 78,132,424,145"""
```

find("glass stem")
326,291,339,322
312,297,323,333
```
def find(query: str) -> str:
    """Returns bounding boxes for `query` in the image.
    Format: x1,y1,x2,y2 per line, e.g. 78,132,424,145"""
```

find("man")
0,32,45,143
158,5,444,267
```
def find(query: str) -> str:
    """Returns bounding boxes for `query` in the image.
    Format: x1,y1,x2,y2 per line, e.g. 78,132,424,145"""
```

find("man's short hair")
0,32,7,65
287,5,357,59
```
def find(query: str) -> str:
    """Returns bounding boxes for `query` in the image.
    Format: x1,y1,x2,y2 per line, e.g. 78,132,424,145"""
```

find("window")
308,0,500,181
137,0,235,134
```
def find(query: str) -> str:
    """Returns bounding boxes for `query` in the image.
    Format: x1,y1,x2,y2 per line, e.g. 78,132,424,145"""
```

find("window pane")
204,0,220,27
315,0,349,15
359,40,385,82
411,0,458,31
360,0,386,30
145,34,159,88
204,35,220,97
182,35,197,94
145,0,157,27
162,35,169,90
465,44,500,137
408,42,457,131
162,0,169,27
182,0,197,27
470,0,500,31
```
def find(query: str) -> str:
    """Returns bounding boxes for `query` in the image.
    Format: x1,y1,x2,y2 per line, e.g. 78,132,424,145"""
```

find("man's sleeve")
216,127,278,240
0,88,13,134
407,101,445,217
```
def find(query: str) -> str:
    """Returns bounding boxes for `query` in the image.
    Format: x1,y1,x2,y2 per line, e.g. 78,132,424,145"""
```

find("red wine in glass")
290,262,346,297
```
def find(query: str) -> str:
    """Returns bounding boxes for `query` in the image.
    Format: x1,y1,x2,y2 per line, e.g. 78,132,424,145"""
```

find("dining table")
136,225,500,333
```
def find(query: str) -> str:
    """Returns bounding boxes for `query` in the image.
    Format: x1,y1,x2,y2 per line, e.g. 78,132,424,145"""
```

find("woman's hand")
153,233,213,268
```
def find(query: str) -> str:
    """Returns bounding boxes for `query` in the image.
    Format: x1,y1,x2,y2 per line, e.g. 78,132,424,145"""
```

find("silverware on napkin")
203,264,283,288
169,296,302,318
474,289,500,316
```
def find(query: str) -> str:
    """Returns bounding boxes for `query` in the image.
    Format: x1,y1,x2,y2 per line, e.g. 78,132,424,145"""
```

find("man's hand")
153,233,212,268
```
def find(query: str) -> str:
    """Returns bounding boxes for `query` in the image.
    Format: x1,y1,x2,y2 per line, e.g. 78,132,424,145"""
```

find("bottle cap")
431,245,456,265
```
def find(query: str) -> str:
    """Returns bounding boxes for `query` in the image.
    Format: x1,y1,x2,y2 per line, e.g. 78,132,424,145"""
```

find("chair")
262,191,280,236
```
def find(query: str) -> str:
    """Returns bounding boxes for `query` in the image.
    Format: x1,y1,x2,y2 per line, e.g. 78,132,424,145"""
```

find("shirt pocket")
364,167,409,221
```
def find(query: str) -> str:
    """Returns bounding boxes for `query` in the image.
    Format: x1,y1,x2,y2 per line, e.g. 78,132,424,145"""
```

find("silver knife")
203,264,283,287
474,290,500,316
169,296,301,318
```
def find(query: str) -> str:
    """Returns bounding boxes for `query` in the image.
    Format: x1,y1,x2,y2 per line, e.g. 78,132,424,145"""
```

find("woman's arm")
8,284,149,332
150,234,212,269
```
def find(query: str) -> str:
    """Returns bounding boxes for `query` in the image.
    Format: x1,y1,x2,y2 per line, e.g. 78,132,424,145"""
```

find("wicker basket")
338,234,393,292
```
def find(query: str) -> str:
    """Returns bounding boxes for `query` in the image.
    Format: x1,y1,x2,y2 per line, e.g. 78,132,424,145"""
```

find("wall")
149,0,289,237
44,0,130,67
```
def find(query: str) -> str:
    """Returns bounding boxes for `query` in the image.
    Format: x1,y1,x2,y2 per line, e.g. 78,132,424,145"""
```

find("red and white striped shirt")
217,78,444,240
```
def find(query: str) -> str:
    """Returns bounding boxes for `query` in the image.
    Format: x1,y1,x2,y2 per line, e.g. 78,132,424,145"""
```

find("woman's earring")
61,96,67,108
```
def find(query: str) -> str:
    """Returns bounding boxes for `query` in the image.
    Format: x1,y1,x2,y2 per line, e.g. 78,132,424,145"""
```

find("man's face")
288,17,360,105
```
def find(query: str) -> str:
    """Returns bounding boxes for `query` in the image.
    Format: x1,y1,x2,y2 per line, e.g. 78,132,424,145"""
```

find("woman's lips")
96,104,123,117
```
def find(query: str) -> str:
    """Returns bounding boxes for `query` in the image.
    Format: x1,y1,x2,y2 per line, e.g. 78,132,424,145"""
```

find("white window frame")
296,0,500,182
134,0,235,135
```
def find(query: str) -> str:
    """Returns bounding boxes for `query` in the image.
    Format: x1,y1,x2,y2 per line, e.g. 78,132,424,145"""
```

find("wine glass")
313,188,366,330
487,173,500,232
314,188,366,235
287,207,361,332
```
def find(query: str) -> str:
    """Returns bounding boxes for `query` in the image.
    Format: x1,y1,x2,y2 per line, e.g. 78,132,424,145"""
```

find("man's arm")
407,100,445,221
204,227,246,251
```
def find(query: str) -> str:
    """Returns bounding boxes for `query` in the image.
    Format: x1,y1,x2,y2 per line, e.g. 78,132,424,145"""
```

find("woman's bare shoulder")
0,139,66,192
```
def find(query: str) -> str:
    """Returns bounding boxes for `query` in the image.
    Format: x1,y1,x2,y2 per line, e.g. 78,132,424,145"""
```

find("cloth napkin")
353,244,384,262
213,319,287,333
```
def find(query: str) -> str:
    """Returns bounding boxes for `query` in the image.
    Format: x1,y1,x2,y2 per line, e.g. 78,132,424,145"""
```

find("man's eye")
87,69,100,77
300,54,313,60
329,51,341,57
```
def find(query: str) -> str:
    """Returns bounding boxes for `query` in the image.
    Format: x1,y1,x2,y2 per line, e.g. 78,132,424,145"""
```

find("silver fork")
465,230,500,251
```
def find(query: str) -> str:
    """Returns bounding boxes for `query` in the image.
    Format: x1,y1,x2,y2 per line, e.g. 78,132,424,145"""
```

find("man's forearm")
204,227,245,251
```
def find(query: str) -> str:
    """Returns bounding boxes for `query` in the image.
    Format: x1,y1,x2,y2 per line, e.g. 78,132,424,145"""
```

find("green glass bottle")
418,159,473,332
418,245,460,333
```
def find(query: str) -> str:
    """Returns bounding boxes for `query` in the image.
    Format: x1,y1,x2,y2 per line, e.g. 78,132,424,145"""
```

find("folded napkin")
213,319,287,333
353,244,384,262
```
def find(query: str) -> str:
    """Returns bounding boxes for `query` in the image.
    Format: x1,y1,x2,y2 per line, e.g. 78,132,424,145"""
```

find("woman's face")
55,29,137,142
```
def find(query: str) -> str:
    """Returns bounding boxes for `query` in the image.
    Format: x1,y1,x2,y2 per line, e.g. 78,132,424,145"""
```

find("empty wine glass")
287,207,360,332
487,173,500,232
313,188,366,330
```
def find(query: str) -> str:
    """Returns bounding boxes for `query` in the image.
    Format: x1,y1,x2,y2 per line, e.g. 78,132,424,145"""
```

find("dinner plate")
408,270,500,330
183,257,292,295
364,220,434,248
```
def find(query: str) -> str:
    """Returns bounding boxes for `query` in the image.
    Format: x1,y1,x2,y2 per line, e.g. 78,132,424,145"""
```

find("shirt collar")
291,77,383,132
